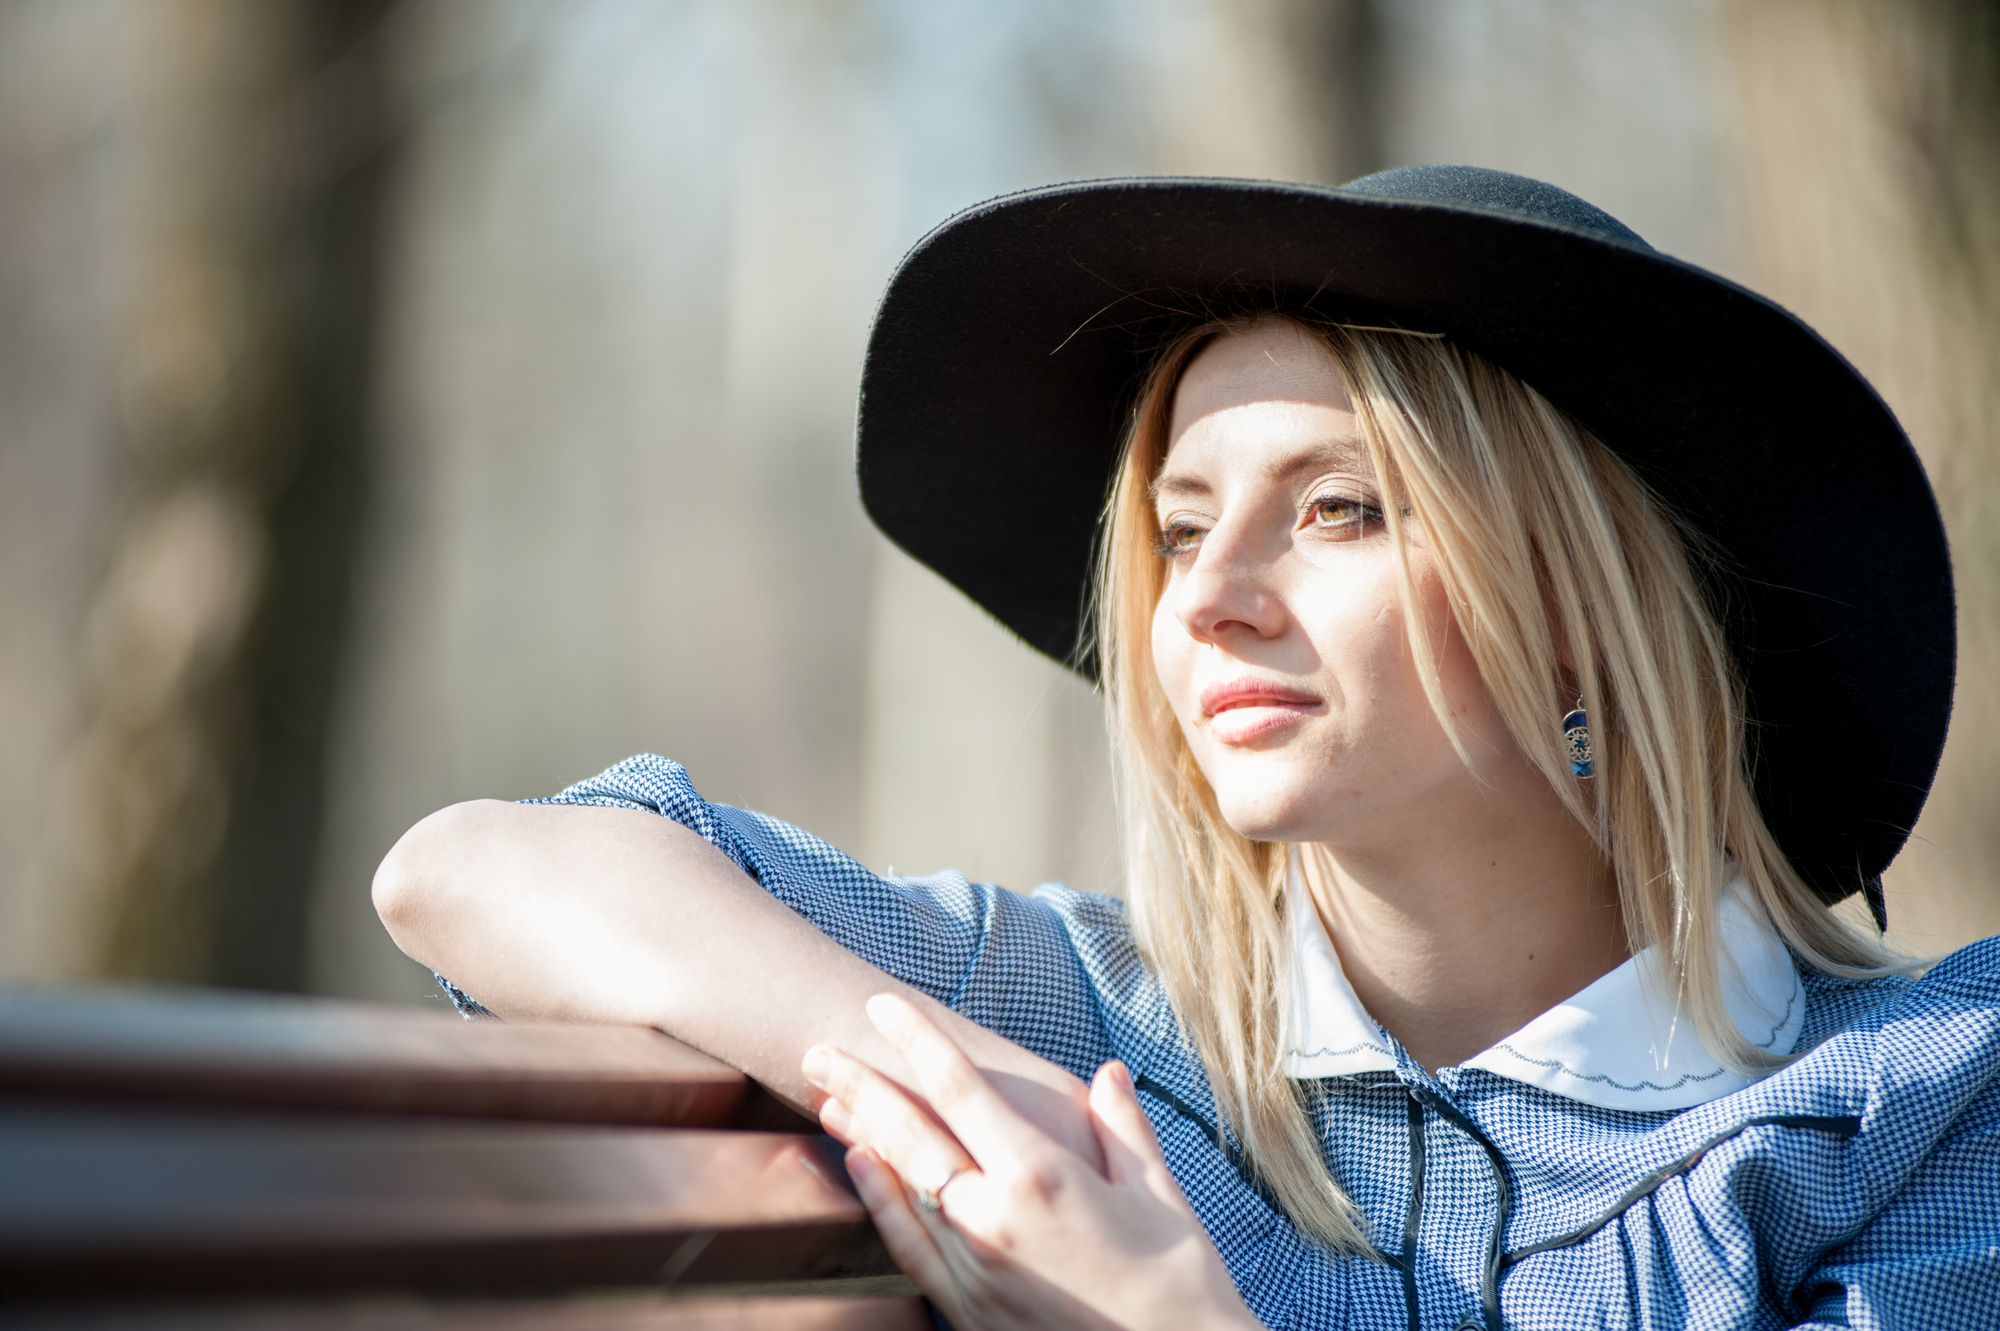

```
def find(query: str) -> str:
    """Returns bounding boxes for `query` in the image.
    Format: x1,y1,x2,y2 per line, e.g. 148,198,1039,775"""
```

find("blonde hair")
1095,311,1903,1254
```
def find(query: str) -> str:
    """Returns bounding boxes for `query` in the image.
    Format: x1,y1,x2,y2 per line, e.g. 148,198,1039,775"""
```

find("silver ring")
913,1165,969,1217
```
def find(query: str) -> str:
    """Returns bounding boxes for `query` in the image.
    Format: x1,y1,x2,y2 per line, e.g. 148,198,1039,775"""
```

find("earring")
1561,699,1595,779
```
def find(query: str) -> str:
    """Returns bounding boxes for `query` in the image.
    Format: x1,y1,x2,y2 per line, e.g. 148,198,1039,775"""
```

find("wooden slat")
0,1294,929,1330
0,987,748,1127
0,1102,893,1297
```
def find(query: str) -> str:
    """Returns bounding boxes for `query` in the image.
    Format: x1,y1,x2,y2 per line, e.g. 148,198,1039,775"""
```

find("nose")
1163,516,1289,647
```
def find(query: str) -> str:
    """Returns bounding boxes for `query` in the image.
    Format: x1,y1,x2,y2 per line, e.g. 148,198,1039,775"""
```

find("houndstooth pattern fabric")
451,754,2000,1331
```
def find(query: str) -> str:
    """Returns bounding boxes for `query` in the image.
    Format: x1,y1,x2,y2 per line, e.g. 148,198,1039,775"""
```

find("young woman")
374,168,1994,1330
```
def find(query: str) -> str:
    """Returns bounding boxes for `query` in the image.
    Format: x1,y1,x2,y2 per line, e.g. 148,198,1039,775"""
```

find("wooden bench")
0,987,923,1329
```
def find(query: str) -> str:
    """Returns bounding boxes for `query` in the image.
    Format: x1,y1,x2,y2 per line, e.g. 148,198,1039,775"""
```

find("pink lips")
1199,677,1321,745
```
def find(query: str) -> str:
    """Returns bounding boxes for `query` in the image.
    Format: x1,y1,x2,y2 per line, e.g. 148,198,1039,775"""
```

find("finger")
865,993,1049,1167
803,1041,973,1189
1086,1061,1156,1186
843,1147,954,1295
815,1090,857,1146
851,1151,1015,1331
1089,1061,1191,1207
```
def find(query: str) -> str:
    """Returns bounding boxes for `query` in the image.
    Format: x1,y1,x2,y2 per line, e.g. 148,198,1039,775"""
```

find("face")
1148,318,1521,846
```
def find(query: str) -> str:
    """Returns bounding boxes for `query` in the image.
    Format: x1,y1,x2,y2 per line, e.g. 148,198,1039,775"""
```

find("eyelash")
1154,493,1383,559
1153,523,1204,559
1306,493,1385,530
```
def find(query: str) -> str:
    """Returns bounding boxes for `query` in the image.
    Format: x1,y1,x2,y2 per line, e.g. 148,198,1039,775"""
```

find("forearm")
373,801,1097,1158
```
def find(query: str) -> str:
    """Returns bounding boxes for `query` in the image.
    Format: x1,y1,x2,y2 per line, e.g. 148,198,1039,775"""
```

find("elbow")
372,799,507,954
370,828,417,934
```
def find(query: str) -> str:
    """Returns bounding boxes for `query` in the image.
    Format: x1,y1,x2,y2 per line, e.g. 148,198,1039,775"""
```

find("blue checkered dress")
449,754,2000,1330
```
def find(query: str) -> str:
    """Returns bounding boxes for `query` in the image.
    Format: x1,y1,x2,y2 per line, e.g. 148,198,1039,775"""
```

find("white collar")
1278,849,1806,1112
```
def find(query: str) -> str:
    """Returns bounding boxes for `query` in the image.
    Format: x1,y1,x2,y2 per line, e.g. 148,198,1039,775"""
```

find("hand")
802,995,1263,1331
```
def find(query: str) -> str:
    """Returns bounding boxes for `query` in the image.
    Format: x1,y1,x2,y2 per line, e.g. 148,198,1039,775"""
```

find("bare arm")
372,800,1099,1163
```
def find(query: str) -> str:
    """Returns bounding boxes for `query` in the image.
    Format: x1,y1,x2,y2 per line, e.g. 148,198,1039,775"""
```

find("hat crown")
1342,164,1653,252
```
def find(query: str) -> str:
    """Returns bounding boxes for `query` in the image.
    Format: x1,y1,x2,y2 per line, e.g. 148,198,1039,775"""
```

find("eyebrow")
1150,440,1372,504
1149,472,1212,501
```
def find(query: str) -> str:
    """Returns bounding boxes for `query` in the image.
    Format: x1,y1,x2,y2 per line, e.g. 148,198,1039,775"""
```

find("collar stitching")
1285,1040,1395,1060
1478,1044,1736,1093
1746,984,1800,1050
1481,977,1801,1092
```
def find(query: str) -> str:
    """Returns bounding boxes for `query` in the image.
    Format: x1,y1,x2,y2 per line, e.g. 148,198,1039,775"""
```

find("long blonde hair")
1095,311,1903,1254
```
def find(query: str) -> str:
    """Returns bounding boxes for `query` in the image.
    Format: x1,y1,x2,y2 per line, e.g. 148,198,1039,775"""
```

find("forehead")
1160,319,1365,487
1171,318,1349,426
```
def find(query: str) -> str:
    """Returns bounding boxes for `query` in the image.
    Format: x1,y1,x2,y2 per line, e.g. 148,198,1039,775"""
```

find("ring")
913,1164,970,1217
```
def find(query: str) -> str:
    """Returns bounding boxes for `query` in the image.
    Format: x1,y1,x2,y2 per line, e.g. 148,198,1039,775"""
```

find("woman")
374,168,1994,1329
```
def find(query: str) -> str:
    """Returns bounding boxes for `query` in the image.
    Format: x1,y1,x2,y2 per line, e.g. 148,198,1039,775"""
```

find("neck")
1301,771,1626,1075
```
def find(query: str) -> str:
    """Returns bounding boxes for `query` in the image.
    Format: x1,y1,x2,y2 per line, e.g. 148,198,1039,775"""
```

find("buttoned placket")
1378,1038,1513,1331
1279,840,1813,1331
1357,1030,1861,1331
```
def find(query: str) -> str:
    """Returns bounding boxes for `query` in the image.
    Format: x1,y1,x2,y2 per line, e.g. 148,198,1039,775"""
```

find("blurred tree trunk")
1279,0,1385,184
1722,0,2000,948
53,0,394,988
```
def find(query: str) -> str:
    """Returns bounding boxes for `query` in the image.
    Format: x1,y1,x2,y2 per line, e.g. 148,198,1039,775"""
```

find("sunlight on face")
1148,318,1517,847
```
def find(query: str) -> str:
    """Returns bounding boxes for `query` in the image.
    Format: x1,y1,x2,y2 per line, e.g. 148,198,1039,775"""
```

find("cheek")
1294,561,1416,701
1149,600,1198,720
1294,558,1467,752
1412,574,1483,697
1406,568,1514,750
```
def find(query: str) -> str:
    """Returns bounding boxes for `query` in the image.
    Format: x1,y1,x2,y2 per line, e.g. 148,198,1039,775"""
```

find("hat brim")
856,175,1954,908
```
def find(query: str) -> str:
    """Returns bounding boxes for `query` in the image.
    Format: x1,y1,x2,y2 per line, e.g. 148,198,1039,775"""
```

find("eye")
1306,494,1382,538
1154,522,1206,559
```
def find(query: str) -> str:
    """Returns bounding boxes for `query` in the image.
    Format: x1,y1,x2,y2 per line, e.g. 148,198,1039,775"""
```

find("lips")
1199,677,1321,745
1200,677,1320,715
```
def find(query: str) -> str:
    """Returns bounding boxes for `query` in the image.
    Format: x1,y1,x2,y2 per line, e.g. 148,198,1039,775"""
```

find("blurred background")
0,0,1994,1004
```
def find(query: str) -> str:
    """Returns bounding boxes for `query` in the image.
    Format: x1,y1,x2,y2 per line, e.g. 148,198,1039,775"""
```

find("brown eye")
1306,494,1384,540
1160,519,1200,555
1310,497,1367,534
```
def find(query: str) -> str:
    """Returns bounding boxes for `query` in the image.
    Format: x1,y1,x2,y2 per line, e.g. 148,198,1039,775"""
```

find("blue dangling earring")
1561,698,1595,779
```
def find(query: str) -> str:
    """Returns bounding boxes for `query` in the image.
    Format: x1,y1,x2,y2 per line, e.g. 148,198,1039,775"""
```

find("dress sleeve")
1790,1104,2000,1328
507,753,1119,1079
1787,950,2000,1330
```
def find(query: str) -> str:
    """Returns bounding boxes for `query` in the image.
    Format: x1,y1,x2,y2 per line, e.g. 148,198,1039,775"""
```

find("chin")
1211,781,1322,844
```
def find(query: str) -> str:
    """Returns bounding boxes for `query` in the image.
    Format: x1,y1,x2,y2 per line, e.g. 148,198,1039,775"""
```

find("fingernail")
1105,1060,1132,1091
846,1147,889,1197
801,1045,832,1086
818,1097,852,1137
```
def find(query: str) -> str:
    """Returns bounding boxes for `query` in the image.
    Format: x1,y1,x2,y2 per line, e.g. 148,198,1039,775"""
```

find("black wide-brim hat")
855,166,1954,921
